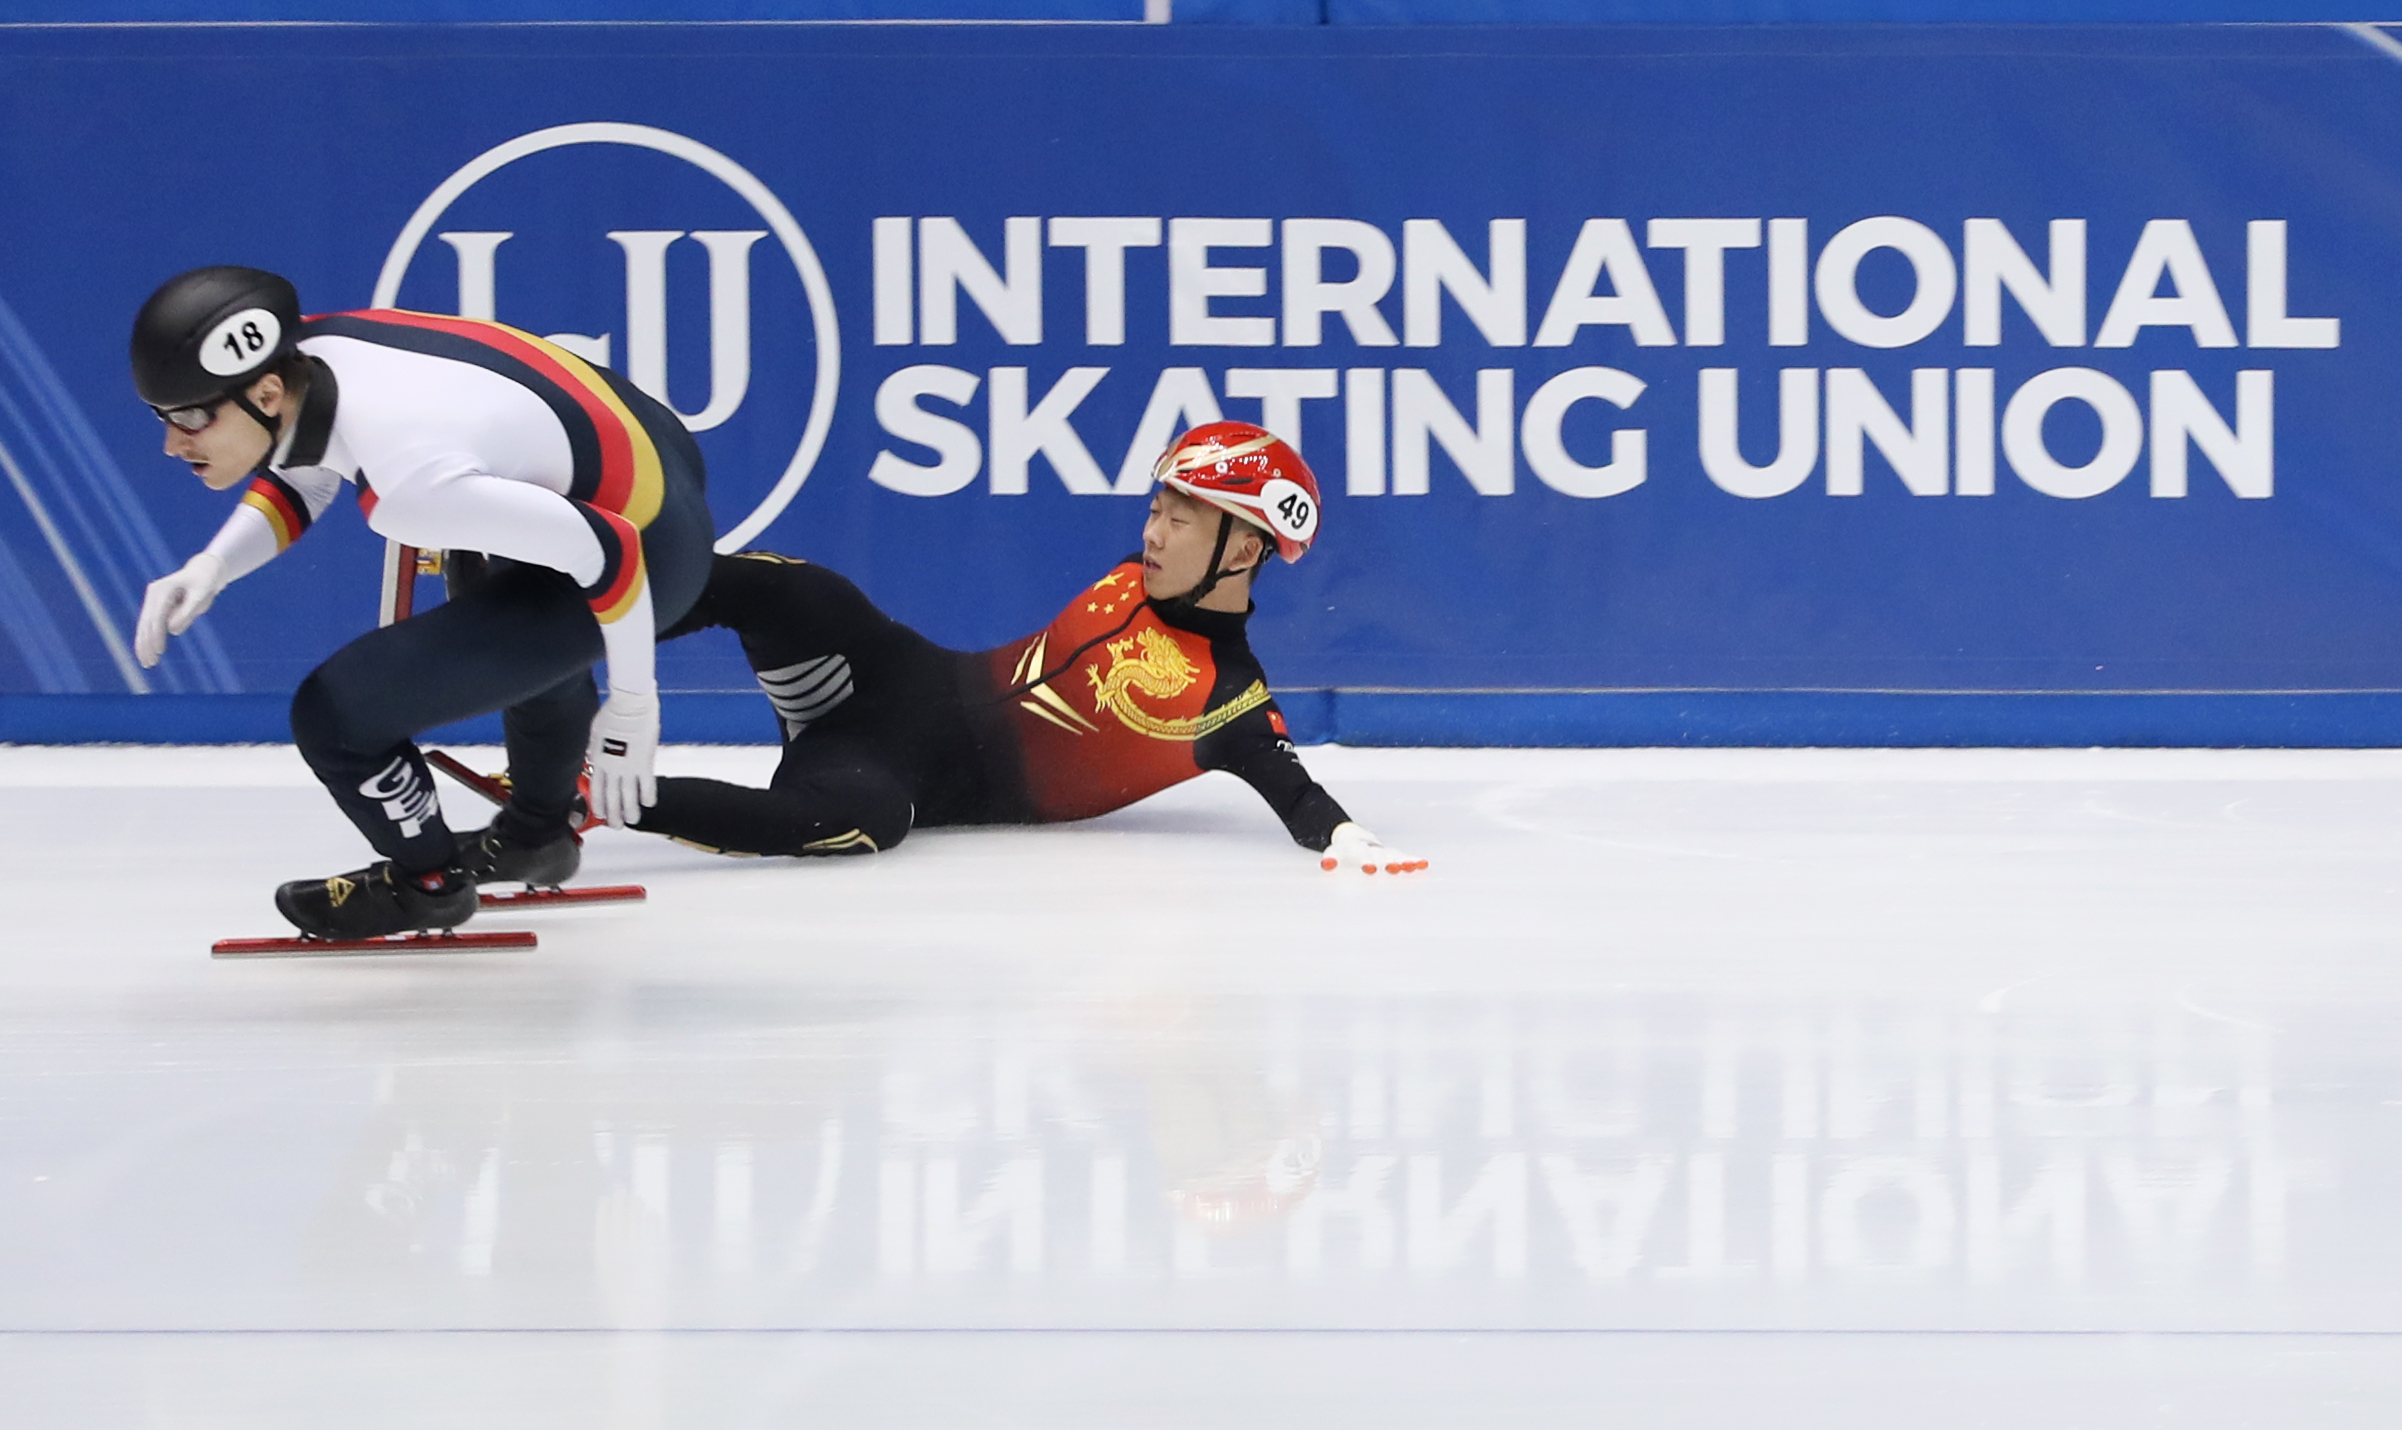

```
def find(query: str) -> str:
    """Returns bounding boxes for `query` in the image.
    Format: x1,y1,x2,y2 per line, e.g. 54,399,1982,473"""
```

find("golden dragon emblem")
1084,627,1269,742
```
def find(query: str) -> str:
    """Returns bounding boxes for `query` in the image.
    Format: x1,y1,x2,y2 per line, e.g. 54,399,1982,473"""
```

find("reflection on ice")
3,746,2399,1349
278,997,2348,1329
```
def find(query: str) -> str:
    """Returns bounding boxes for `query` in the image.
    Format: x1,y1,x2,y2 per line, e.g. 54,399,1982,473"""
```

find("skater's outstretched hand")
133,552,225,667
1320,821,1427,876
586,688,660,827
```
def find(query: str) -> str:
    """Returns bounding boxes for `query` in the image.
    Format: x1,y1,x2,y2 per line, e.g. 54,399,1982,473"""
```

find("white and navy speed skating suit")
191,310,711,871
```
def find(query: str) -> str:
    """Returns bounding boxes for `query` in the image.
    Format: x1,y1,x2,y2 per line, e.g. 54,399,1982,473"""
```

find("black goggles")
150,397,227,433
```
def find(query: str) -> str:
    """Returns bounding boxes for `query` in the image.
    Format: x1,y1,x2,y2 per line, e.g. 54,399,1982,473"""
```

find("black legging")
288,382,712,874
634,554,1001,857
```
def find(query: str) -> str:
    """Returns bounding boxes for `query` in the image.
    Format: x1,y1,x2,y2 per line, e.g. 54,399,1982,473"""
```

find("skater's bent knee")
847,803,911,855
288,672,347,756
289,670,404,763
797,766,911,855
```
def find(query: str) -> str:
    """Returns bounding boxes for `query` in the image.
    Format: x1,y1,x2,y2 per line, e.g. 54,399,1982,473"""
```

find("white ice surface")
1,744,2398,1425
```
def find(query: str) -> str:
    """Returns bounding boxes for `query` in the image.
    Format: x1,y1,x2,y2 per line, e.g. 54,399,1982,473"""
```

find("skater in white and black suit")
128,266,713,940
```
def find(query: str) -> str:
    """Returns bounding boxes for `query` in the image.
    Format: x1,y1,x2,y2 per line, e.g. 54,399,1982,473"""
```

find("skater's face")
158,372,289,491
1143,486,1265,608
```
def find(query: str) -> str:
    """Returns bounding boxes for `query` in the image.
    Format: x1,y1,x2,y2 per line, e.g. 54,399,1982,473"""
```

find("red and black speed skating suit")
637,553,1352,856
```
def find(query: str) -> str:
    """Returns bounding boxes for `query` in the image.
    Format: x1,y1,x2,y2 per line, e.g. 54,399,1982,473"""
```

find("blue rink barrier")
1300,690,2402,748
1,1,2386,20
11,690,2402,748
1330,1,2395,20
15,24,2402,745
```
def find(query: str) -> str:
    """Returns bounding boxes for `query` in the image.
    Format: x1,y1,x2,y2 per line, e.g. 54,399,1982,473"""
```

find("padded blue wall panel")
1,2,2387,20
0,1,1149,19
1330,1,2393,21
8,23,2402,745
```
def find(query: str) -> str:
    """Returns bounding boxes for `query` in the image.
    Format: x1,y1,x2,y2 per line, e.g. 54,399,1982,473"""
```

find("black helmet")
130,265,301,411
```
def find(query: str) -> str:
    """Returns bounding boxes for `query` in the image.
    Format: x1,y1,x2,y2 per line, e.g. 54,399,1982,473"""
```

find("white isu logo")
373,122,840,550
359,754,439,839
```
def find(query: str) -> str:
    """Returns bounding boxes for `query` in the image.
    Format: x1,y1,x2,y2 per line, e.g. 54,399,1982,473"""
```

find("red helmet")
1151,420,1321,563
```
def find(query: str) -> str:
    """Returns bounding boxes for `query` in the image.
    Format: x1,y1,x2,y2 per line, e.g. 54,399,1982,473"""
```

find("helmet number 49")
1261,477,1319,541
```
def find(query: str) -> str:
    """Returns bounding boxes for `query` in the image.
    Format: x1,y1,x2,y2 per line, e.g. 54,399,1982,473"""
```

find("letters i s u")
436,228,766,431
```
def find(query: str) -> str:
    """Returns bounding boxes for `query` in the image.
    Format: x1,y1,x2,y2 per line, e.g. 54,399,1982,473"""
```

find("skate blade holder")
425,749,604,836
478,884,645,910
211,929,539,959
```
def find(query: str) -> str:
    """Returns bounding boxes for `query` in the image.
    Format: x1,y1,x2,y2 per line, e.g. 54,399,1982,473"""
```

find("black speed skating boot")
457,817,581,890
274,861,477,940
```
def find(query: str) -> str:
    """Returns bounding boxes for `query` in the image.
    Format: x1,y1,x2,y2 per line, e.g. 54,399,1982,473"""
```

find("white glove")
585,687,660,828
133,552,226,668
1320,821,1427,876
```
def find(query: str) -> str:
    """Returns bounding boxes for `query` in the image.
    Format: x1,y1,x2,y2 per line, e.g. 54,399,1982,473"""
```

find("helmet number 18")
198,307,283,379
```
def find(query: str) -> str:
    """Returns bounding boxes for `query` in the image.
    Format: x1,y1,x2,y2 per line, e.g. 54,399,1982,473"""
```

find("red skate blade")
211,929,539,959
427,748,602,834
426,749,508,807
477,884,646,909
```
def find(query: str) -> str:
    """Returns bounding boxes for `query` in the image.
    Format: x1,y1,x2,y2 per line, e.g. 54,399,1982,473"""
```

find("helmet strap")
229,386,280,443
216,386,282,484
1175,511,1239,610
226,362,316,480
1174,510,1270,612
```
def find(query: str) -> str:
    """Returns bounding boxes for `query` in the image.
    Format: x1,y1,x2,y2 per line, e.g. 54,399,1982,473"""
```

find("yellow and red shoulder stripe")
303,311,665,528
574,505,648,625
239,472,312,551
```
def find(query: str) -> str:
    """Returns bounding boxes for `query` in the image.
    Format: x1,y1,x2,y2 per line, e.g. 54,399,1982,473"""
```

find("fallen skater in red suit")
635,421,1424,875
